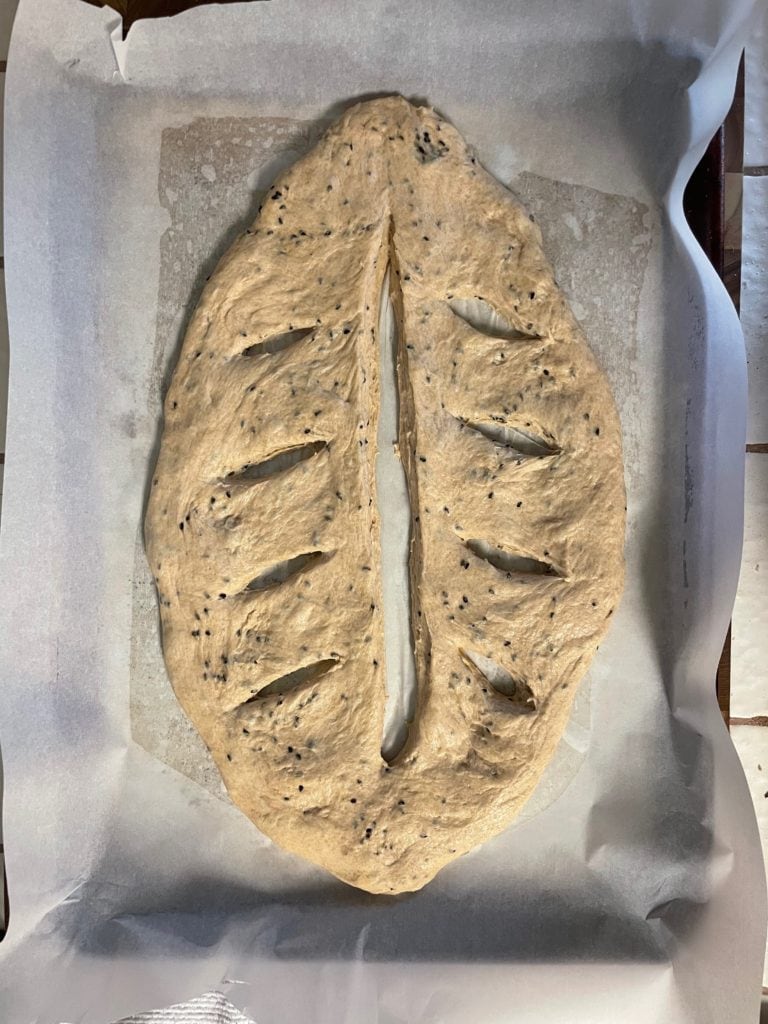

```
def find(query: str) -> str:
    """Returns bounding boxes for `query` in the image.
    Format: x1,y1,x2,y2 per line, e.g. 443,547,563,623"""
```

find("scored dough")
145,96,625,894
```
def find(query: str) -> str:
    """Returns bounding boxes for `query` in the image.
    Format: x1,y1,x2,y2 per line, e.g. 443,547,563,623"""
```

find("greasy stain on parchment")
129,116,653,807
512,173,652,483
130,116,324,798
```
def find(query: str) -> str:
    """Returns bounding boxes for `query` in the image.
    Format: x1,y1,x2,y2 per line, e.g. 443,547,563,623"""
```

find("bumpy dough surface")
145,96,625,894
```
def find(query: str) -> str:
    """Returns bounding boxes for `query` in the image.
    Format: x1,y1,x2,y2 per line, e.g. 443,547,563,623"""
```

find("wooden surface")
82,0,261,36
682,55,745,729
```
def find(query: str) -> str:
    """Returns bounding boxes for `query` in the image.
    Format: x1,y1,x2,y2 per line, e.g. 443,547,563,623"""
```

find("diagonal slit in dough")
461,649,537,712
449,298,539,341
465,539,564,579
460,418,559,458
241,326,315,357
244,550,329,594
224,441,328,485
238,657,341,703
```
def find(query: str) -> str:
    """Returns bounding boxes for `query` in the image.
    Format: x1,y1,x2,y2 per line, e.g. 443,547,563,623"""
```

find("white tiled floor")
736,14,768,998
743,176,768,445
0,0,16,948
0,3,13,516
733,723,768,986
0,1,9,459
733,454,768,720
0,247,7,458
745,8,768,168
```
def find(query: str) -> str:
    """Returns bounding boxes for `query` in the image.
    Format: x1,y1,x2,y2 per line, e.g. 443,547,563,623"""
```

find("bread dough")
145,96,625,894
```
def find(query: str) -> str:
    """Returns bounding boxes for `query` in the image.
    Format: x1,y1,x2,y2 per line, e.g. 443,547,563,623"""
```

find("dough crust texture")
146,96,625,893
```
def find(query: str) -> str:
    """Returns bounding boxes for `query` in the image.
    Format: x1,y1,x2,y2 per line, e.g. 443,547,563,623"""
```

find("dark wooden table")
683,55,745,729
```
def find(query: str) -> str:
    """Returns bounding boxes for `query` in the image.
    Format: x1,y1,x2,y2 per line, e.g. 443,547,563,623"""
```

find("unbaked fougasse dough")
145,96,626,894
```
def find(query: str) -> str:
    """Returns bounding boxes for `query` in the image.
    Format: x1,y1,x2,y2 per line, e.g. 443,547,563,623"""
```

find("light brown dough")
145,96,625,894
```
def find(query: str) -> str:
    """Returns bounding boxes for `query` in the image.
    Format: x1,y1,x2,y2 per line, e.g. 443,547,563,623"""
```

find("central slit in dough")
376,265,418,763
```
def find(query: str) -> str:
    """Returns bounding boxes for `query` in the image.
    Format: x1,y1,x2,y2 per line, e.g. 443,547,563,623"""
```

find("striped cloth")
116,992,256,1024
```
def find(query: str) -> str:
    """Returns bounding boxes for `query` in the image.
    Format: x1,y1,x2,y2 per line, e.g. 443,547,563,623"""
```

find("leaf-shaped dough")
145,96,625,894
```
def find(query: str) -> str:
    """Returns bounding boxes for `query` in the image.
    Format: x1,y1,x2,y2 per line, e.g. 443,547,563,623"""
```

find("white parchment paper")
0,1,765,1022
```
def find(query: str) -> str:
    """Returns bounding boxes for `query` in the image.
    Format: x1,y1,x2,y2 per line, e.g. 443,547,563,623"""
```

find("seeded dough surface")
145,96,626,894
